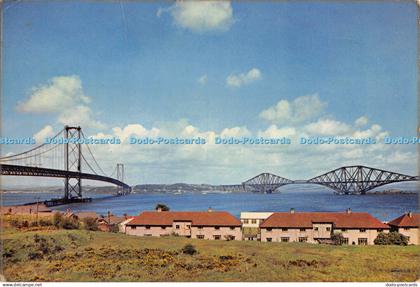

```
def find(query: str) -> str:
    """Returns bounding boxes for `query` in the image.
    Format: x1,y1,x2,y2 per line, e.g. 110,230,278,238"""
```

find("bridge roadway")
0,164,131,190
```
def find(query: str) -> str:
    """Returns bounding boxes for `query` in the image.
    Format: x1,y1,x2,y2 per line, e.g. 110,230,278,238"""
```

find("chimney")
290,208,295,214
346,208,352,214
157,207,162,212
408,211,412,218
208,207,213,213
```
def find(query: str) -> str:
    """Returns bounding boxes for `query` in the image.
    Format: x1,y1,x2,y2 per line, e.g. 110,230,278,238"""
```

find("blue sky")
2,1,418,185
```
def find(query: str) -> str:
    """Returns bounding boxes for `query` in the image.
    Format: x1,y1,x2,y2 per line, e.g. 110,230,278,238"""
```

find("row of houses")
3,203,418,245
122,208,419,245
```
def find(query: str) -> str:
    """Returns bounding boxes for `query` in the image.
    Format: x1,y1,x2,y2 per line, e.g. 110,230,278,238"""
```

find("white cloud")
17,75,105,129
260,94,326,125
226,68,262,87
355,116,369,127
258,125,296,138
303,118,352,136
58,106,106,130
33,125,54,143
198,74,208,85
160,1,234,33
17,75,90,113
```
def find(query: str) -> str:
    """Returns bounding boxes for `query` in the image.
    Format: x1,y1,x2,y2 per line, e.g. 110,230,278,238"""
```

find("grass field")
2,224,419,282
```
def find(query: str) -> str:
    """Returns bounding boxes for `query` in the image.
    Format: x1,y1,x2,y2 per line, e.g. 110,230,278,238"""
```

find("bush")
109,224,119,233
82,217,98,231
331,232,345,245
61,217,80,230
224,235,235,241
53,212,63,228
39,219,53,226
374,232,408,245
155,203,170,211
181,244,197,255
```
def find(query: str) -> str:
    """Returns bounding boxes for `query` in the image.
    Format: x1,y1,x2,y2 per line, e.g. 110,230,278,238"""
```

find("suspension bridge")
0,126,131,204
221,166,419,195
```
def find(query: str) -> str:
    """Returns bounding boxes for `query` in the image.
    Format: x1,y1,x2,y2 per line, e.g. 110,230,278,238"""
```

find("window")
404,227,410,230
314,227,319,231
341,228,347,232
299,237,307,243
214,235,221,240
243,219,249,224
198,226,203,230
130,226,136,230
197,235,204,239
300,228,305,232
342,238,349,245
230,227,235,230
281,237,289,242
358,238,368,245
266,238,272,242
215,226,220,230
326,227,331,231
231,236,236,240
360,228,366,232
251,219,257,224
176,225,180,229
282,228,288,231
378,229,383,232
248,237,254,241
186,225,191,229
145,226,151,230
266,228,272,232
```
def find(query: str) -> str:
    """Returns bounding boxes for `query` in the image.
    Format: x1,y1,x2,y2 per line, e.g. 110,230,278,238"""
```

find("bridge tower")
116,163,125,195
64,126,82,200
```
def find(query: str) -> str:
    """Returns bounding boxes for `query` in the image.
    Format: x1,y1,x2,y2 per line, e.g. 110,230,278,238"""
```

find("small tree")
53,212,63,228
155,203,170,211
82,217,98,231
331,232,345,245
374,232,408,246
61,217,80,230
181,244,197,255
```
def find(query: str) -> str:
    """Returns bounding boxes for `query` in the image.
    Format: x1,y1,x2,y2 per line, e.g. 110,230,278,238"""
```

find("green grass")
2,227,419,282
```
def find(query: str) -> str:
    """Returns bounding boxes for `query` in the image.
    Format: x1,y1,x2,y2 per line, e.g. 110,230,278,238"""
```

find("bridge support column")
116,163,125,195
64,126,82,200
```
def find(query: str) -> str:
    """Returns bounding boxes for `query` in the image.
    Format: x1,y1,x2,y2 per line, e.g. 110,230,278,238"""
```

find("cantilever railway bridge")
0,126,131,200
220,166,419,195
1,126,418,197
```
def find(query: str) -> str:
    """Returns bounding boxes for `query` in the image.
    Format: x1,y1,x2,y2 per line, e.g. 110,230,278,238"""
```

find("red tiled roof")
260,212,389,229
388,213,420,227
127,211,241,227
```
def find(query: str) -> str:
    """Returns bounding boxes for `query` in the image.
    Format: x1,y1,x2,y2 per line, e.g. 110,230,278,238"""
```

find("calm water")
3,183,419,222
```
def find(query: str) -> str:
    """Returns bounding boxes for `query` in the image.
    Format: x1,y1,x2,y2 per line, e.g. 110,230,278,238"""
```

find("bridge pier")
64,126,82,200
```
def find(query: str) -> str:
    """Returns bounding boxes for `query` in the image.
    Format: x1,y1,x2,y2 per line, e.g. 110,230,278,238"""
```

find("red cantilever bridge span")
220,166,419,195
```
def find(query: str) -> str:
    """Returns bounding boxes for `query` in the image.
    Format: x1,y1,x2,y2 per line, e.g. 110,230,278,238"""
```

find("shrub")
181,244,197,255
224,235,235,241
155,203,170,211
109,224,119,233
82,217,99,231
61,217,80,230
39,219,53,226
331,232,345,245
374,232,408,246
53,212,63,228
